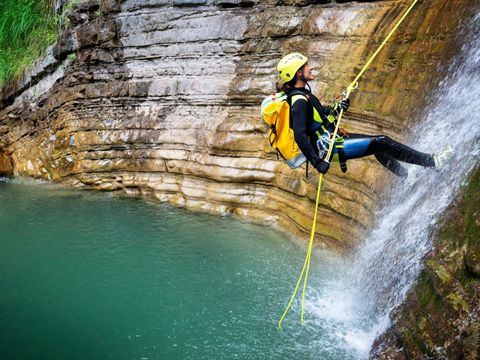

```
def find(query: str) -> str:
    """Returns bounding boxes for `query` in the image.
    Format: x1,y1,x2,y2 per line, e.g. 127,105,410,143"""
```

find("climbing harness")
278,0,420,328
316,132,347,173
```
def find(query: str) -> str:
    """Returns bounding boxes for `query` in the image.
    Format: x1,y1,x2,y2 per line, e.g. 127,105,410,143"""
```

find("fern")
0,0,58,84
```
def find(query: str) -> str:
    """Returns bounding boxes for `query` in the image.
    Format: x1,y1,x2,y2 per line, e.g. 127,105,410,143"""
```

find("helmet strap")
294,68,309,89
299,68,307,82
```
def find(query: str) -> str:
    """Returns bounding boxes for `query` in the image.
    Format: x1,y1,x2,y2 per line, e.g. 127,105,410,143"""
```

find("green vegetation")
393,165,480,357
0,0,58,84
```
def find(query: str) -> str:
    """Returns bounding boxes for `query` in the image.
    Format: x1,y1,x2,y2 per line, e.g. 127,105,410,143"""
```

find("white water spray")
307,11,480,359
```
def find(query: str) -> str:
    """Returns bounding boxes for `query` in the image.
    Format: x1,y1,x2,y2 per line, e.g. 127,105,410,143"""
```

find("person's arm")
290,98,329,173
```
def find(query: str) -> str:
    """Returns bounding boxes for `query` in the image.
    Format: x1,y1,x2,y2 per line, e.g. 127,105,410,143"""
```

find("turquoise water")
0,178,360,359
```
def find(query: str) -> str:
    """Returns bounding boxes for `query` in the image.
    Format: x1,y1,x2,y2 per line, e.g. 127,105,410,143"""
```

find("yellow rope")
278,0,420,329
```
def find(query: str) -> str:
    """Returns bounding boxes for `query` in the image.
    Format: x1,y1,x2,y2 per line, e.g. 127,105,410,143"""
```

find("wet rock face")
0,0,474,251
371,166,480,360
0,147,13,176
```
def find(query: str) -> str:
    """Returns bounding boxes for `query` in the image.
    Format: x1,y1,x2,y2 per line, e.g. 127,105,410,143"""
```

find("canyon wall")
0,0,474,252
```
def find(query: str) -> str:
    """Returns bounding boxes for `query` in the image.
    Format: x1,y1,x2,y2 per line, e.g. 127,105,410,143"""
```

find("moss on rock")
371,165,480,359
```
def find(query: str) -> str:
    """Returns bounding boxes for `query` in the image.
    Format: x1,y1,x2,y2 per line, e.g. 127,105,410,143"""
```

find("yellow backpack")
261,92,307,168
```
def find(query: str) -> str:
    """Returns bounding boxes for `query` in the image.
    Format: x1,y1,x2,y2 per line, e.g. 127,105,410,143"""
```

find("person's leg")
341,134,435,173
374,153,408,177
341,134,373,159
340,134,403,175
367,135,435,167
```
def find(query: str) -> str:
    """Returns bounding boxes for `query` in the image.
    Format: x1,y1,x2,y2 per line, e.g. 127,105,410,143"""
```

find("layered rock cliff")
0,0,475,251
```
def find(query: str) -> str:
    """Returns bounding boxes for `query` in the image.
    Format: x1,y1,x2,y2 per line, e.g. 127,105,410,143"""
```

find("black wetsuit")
289,87,435,177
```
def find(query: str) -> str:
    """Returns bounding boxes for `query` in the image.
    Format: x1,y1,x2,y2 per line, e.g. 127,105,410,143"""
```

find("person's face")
297,62,315,81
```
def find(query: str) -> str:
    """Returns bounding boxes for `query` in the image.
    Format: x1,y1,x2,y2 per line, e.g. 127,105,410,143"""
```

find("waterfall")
306,10,480,358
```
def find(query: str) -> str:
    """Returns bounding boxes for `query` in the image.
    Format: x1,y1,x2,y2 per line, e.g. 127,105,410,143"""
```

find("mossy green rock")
371,166,480,359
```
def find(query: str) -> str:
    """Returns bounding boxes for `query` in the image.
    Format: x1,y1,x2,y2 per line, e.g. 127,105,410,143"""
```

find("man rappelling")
272,52,453,177
270,0,457,329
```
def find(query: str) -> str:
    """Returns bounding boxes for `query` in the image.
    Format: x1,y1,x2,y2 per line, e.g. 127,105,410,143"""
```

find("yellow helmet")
277,53,308,82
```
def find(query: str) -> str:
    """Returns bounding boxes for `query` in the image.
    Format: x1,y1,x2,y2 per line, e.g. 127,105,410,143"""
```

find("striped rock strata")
0,0,474,252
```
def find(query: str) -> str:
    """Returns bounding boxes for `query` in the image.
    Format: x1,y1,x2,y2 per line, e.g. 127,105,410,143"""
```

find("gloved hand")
316,159,330,174
339,98,350,112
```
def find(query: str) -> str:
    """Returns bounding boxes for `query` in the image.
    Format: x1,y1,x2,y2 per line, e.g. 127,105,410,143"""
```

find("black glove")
316,159,330,174
339,98,350,112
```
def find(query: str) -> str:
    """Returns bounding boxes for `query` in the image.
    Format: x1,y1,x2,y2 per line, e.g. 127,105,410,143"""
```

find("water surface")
0,178,360,360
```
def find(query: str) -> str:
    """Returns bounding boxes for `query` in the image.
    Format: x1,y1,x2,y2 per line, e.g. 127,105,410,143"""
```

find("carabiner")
344,82,359,98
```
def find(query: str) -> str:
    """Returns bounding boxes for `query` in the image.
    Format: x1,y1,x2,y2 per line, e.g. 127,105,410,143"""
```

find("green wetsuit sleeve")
290,98,323,169
320,104,337,133
310,94,337,133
